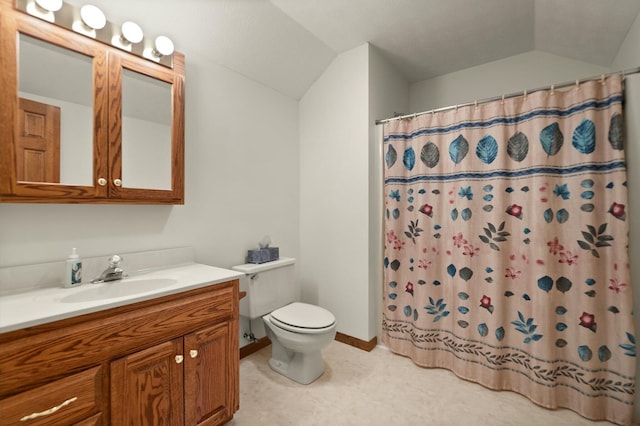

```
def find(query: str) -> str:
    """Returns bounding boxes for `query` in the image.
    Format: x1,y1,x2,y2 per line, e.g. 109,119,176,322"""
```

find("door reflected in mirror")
18,33,94,186
121,68,172,191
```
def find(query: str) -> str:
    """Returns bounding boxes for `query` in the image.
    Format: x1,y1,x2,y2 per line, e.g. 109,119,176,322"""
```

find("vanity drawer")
0,366,103,426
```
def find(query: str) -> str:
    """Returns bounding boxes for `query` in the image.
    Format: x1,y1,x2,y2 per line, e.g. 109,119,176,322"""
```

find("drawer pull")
189,350,198,358
175,355,184,364
20,396,78,421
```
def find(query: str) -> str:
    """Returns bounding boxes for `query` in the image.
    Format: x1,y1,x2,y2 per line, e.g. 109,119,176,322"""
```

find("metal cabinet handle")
114,178,122,187
97,178,107,186
189,350,198,358
175,355,184,364
20,397,78,421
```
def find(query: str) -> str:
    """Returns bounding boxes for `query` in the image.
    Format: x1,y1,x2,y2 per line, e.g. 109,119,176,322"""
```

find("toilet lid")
271,302,335,329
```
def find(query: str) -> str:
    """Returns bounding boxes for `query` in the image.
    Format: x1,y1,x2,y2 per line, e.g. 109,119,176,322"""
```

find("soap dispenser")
65,248,82,288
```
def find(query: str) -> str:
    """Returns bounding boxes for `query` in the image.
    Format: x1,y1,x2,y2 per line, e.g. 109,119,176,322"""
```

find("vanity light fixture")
34,0,63,12
121,21,144,44
153,36,174,57
19,0,176,68
80,5,106,30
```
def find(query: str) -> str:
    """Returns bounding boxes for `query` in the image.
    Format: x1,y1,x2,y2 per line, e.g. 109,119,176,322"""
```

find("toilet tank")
231,257,297,319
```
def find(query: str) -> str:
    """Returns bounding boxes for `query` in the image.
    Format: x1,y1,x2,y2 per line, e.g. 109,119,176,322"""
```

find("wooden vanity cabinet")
0,280,239,426
111,321,236,426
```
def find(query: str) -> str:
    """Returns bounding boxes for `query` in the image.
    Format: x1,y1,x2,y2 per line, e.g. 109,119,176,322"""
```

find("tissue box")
247,247,279,264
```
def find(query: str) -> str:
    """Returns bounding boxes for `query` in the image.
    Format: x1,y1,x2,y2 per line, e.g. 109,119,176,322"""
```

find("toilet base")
268,349,325,385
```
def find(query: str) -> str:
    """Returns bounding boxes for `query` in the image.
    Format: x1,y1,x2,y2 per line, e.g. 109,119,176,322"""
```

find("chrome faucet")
91,255,127,283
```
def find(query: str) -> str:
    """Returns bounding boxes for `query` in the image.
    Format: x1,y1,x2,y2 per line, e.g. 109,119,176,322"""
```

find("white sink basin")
60,278,178,303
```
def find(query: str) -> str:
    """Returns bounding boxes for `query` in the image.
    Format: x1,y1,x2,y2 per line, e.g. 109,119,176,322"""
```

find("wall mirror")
121,68,172,191
18,33,94,186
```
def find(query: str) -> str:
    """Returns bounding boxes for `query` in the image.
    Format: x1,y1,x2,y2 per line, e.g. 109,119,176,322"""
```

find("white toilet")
232,257,336,384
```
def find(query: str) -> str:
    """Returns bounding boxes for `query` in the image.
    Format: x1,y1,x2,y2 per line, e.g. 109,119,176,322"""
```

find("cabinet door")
110,339,184,426
106,51,185,204
184,322,236,426
0,12,109,200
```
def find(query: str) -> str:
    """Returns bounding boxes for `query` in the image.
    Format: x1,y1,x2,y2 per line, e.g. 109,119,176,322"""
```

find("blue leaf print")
495,327,505,341
447,264,457,277
585,278,596,286
476,135,498,164
461,208,472,221
609,112,624,150
507,131,529,162
458,186,473,200
620,332,636,357
478,323,489,337
483,194,494,202
403,147,416,170
581,179,594,188
572,119,596,154
458,292,469,300
389,293,397,300
544,209,553,223
389,190,400,201
598,345,612,362
581,191,594,200
451,208,458,221
578,345,593,361
449,135,469,164
385,145,397,168
392,208,400,219
458,306,469,314
553,184,571,200
540,122,564,156
421,142,440,168
555,323,568,331
403,305,412,317
556,209,569,224
556,306,567,315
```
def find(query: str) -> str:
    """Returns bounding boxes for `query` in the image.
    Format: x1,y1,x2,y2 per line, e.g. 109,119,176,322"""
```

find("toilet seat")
270,302,335,334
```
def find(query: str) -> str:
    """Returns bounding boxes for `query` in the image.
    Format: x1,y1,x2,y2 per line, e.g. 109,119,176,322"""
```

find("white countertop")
0,263,244,334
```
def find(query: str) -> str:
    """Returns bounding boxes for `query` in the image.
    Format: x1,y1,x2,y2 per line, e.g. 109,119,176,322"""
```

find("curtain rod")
375,66,640,125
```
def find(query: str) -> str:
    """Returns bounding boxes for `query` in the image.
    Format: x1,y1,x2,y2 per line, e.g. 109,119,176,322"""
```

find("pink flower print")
463,245,479,257
386,230,396,244
479,295,494,314
547,237,564,255
480,295,491,308
405,282,414,296
419,203,433,217
453,233,467,248
609,202,626,220
418,259,432,270
386,230,405,250
579,312,597,332
506,204,523,219
559,251,578,265
608,278,628,293
504,267,521,279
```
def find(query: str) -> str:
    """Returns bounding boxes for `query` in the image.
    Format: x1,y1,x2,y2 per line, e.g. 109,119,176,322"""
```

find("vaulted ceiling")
65,0,640,99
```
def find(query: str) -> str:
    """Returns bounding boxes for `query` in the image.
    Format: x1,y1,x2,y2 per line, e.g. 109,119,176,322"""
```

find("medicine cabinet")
0,0,185,203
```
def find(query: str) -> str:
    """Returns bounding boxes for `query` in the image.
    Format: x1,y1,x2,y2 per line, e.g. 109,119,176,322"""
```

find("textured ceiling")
63,0,640,99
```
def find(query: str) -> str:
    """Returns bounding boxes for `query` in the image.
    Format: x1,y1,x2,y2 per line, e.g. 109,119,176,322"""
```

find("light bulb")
80,5,106,30
154,35,174,56
121,21,143,44
35,0,63,12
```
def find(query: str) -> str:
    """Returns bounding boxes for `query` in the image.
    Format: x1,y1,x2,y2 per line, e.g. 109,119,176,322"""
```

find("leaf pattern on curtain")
382,76,635,426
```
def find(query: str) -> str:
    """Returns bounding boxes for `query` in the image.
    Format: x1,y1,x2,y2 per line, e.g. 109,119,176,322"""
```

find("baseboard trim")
239,337,271,359
335,332,377,352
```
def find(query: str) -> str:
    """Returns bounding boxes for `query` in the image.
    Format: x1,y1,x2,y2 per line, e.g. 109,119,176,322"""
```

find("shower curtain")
381,75,636,425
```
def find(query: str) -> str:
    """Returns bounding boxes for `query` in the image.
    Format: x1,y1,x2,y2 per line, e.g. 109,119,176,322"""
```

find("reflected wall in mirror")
121,68,172,190
18,33,93,186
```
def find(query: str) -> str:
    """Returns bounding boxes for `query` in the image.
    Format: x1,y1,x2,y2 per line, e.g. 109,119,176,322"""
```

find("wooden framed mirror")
0,0,184,204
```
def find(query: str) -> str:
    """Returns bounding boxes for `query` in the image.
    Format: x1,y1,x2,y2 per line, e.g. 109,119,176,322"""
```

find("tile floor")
229,341,617,426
